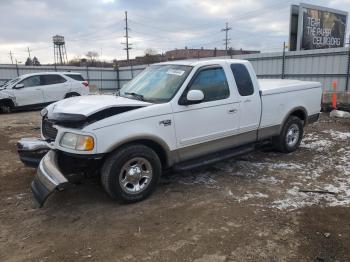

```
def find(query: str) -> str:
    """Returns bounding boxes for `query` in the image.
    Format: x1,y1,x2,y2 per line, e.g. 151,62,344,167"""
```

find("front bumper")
17,138,50,167
31,150,68,207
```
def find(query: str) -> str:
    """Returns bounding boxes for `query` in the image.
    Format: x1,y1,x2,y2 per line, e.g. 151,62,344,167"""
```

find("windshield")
120,64,192,102
1,77,20,89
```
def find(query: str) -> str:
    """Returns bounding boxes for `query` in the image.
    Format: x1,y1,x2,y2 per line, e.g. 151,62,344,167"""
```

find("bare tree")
144,48,157,56
85,51,99,65
144,48,159,64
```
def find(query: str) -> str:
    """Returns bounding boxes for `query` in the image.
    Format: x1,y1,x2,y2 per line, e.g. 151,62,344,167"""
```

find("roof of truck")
156,59,249,67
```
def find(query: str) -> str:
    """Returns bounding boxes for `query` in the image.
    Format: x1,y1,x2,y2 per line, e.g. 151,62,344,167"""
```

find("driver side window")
187,67,229,103
21,76,41,88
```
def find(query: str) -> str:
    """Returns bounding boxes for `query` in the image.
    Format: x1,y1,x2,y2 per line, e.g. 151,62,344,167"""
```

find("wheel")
0,104,11,113
272,116,303,153
101,144,162,203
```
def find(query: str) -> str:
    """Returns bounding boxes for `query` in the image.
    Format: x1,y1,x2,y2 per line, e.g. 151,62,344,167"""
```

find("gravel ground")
0,110,350,261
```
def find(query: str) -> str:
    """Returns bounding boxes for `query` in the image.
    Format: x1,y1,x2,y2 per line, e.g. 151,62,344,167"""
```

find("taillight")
82,81,89,87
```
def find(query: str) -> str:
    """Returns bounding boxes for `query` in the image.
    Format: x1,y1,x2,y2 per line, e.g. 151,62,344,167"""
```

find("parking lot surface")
0,111,350,261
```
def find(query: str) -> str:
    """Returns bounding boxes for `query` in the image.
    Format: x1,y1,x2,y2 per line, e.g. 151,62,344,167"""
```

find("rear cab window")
64,74,85,81
40,74,67,85
230,64,254,96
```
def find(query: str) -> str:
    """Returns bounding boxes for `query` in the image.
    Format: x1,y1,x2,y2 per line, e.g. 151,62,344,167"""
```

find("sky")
0,0,350,64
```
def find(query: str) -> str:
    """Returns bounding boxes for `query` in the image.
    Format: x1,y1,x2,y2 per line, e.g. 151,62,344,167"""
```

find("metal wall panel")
0,47,349,92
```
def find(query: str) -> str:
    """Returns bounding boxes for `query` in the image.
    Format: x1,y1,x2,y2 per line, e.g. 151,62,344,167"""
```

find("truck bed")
258,79,321,95
258,78,322,129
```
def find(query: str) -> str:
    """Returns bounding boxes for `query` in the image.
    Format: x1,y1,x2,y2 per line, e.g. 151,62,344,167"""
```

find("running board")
173,144,255,172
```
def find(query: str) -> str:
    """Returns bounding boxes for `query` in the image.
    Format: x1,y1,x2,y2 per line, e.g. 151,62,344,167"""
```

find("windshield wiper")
124,92,145,101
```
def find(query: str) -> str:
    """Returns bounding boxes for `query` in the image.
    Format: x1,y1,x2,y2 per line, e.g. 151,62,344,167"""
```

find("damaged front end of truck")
17,95,150,206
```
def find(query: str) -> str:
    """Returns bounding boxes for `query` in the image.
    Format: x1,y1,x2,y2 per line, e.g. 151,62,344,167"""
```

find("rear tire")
101,144,162,203
272,116,303,153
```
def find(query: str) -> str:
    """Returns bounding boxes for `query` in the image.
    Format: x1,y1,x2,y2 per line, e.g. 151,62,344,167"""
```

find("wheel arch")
106,136,176,168
64,92,80,98
279,106,308,133
0,98,15,108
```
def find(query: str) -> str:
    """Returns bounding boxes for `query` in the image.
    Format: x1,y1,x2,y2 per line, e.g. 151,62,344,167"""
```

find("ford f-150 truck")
17,59,322,206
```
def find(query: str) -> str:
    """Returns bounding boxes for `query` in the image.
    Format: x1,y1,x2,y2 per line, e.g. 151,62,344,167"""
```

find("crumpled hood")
47,94,151,118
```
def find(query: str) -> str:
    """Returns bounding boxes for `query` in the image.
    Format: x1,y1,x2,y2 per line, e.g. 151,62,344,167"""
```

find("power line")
64,19,125,40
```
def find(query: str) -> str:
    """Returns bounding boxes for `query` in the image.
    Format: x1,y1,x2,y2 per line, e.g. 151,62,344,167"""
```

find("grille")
42,118,58,141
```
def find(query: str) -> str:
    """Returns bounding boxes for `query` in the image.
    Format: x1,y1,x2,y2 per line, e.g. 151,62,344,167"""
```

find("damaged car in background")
0,72,89,113
17,59,322,206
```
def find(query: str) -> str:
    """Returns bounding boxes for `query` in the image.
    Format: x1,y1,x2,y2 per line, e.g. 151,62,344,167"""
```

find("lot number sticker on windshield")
166,69,185,76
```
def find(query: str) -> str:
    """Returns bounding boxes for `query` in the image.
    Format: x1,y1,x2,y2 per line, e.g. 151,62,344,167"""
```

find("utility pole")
122,11,132,62
345,36,350,91
15,59,19,76
27,47,32,59
221,22,232,55
9,51,14,64
282,42,288,79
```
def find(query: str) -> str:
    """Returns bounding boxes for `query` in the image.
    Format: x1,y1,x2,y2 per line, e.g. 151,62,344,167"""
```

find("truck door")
13,75,44,106
230,63,261,133
172,65,240,161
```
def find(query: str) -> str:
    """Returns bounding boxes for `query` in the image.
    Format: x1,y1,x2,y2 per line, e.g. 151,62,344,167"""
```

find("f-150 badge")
159,119,171,126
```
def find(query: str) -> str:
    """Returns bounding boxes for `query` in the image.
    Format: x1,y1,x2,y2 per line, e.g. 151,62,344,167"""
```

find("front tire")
101,144,162,203
272,116,303,153
0,104,11,113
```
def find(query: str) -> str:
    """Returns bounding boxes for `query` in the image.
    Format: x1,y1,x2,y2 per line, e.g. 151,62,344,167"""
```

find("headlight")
60,132,94,151
40,108,48,117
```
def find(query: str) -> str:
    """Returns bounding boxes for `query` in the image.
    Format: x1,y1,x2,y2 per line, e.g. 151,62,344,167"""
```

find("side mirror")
14,83,24,89
186,90,204,104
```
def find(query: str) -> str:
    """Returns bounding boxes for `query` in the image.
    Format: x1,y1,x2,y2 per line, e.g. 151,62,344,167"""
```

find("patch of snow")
300,139,333,152
269,162,303,170
234,192,268,203
178,172,219,189
330,109,350,119
258,176,280,185
271,172,350,210
271,186,334,210
322,130,350,140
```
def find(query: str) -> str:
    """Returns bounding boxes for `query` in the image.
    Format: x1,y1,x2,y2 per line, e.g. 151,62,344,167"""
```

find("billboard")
289,3,348,51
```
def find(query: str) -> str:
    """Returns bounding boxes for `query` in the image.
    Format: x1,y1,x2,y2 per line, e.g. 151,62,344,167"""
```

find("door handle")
244,99,251,102
228,109,238,114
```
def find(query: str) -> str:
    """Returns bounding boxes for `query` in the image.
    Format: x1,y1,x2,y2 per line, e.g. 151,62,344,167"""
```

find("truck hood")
47,95,151,117
46,95,152,127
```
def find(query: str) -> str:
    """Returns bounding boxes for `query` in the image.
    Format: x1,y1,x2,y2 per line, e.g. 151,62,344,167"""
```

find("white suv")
0,72,90,113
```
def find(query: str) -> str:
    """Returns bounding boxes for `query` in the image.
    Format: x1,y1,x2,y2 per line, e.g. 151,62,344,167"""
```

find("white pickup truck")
17,59,322,206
